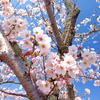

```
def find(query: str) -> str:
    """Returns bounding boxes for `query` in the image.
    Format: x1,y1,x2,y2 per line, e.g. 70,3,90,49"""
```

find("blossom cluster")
0,0,14,17
80,49,97,70
35,45,98,98
30,45,79,94
36,45,78,94
81,18,91,26
2,16,27,39
2,15,34,50
0,0,99,99
33,27,51,56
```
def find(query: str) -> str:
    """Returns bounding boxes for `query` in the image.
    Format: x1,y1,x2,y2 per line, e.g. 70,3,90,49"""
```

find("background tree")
0,0,100,100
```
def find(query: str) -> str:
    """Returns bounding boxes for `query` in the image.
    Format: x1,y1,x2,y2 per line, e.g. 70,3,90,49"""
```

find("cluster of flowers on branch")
22,41,98,99
0,0,14,17
0,0,100,100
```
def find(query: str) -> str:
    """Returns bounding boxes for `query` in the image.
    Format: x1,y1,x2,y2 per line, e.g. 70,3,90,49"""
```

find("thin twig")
38,0,45,21
43,56,46,80
45,83,57,100
51,45,58,51
94,9,100,26
29,61,36,87
0,81,21,85
0,89,27,98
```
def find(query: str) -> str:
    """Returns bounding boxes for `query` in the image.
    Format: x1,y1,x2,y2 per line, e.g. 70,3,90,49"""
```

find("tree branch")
63,0,73,12
63,0,80,47
0,26,44,100
0,89,27,98
43,0,62,50
62,0,80,100
0,81,21,85
75,29,100,42
10,41,30,69
81,29,100,36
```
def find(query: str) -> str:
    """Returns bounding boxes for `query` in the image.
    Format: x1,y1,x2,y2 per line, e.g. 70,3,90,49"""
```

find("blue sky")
1,0,100,100
73,0,100,100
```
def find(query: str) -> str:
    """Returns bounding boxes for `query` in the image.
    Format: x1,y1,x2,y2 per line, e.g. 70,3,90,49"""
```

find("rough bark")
43,0,62,50
43,0,80,100
63,0,80,100
63,0,80,47
0,26,43,100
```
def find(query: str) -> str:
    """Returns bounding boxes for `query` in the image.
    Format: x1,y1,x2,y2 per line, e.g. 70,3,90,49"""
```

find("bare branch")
75,29,100,41
0,81,21,85
83,29,100,36
43,0,62,49
63,0,80,47
79,75,100,80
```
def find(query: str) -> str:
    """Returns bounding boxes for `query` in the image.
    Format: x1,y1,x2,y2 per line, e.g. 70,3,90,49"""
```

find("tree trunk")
0,26,43,100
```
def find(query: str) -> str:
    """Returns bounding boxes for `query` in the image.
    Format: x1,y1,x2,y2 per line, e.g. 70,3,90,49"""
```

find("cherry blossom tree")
0,0,100,100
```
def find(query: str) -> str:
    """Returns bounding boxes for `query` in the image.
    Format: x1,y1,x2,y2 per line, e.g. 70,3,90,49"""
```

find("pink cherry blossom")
4,19,11,28
10,16,19,25
36,34,51,44
82,77,86,84
10,30,18,39
21,39,32,50
96,0,100,3
85,88,90,94
78,46,82,50
15,24,23,32
45,26,52,33
17,9,27,16
26,4,32,9
80,59,91,69
48,52,59,61
5,7,14,16
57,78,66,89
36,33,44,43
64,54,76,69
68,45,78,54
88,69,94,78
70,53,77,59
88,51,97,64
58,89,68,100
4,27,11,35
38,19,45,27
68,65,79,78
55,61,66,75
33,27,43,36
94,80,100,86
82,50,91,60
39,42,51,56
45,68,56,79
22,0,28,4
31,57,37,63
20,30,31,39
55,4,60,10
46,60,55,69
0,0,99,99
36,80,51,94
75,96,81,100
30,0,38,4
1,0,10,7
95,72,100,77
30,68,37,75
